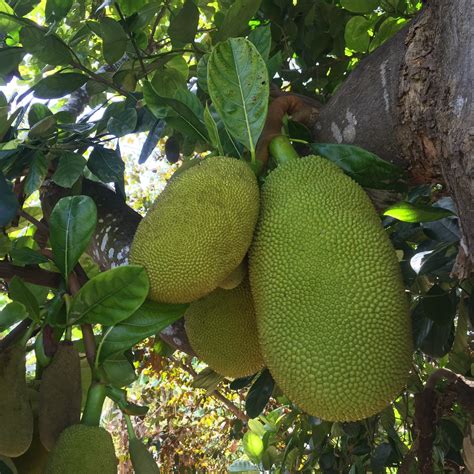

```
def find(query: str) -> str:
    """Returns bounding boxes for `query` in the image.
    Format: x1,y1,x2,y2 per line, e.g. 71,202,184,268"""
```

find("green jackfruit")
39,342,81,450
45,424,117,474
129,438,160,473
249,155,413,422
130,156,259,304
218,260,247,290
185,278,264,378
0,346,33,457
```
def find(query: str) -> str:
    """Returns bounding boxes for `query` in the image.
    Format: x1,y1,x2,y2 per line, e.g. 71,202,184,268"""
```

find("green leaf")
138,119,165,164
242,431,264,464
69,265,149,325
309,143,405,190
100,17,127,65
28,115,56,138
28,103,53,127
248,25,272,60
196,53,209,93
245,369,274,418
0,233,11,256
33,72,88,99
10,247,49,266
208,37,268,155
20,26,72,65
422,285,456,325
0,1,17,33
102,353,137,388
45,0,73,22
168,0,199,46
345,16,371,52
215,0,263,41
0,171,19,226
341,0,380,13
0,47,25,76
203,104,224,156
370,17,407,52
87,146,125,185
49,195,97,278
99,300,186,361
51,152,86,188
24,152,48,196
384,202,454,223
8,276,40,321
107,107,137,137
0,301,27,330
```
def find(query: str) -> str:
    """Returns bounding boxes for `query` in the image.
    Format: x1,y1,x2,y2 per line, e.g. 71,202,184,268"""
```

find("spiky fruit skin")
130,156,259,304
39,342,81,450
45,425,117,474
0,346,33,457
249,155,413,422
185,279,264,378
129,438,160,473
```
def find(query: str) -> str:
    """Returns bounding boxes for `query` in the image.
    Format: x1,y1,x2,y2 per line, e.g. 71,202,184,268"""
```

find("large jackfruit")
45,424,117,474
249,155,413,422
185,279,264,378
0,346,33,457
39,342,82,450
130,157,259,304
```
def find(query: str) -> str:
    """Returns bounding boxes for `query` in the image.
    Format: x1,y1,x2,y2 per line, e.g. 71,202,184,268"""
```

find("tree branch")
0,261,61,288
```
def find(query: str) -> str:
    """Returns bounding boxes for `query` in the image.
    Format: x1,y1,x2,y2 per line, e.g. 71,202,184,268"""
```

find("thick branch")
0,261,61,288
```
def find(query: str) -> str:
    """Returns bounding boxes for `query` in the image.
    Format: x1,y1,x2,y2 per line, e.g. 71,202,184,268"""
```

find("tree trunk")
314,0,473,276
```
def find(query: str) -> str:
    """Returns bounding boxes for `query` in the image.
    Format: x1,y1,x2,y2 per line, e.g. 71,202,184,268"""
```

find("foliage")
0,0,472,473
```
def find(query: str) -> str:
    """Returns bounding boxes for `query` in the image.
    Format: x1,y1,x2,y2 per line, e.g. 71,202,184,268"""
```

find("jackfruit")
185,278,264,378
218,260,247,290
0,346,33,457
130,156,259,304
129,438,160,473
45,424,117,473
249,155,412,422
39,342,81,450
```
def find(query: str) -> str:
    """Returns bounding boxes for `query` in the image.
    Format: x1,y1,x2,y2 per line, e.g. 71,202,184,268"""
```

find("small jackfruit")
130,156,259,304
39,342,81,450
185,278,264,378
129,438,160,473
249,155,412,422
0,346,33,457
45,424,117,474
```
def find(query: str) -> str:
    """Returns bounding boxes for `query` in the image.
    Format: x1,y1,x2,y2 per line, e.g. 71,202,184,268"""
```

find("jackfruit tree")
0,0,473,473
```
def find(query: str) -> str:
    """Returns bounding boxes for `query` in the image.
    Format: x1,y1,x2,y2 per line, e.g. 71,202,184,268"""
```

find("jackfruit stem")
81,382,106,427
269,135,299,166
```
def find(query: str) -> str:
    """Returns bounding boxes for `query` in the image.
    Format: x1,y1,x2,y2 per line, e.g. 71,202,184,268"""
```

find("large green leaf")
8,276,40,321
99,299,186,361
0,1,18,33
203,104,224,155
107,107,137,137
33,73,88,99
0,47,25,76
215,0,263,41
51,152,86,188
24,152,48,195
45,0,73,22
308,143,405,190
168,0,199,47
0,171,19,226
102,353,137,388
49,195,97,278
87,146,125,185
69,265,149,325
345,16,372,52
100,17,127,65
0,301,27,330
245,369,274,418
248,25,272,60
208,38,268,155
383,202,454,223
20,26,72,65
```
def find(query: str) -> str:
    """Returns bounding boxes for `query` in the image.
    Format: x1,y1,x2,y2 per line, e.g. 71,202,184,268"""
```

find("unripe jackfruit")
45,424,117,473
130,157,259,304
0,346,33,457
129,438,160,473
249,155,412,421
185,278,264,378
39,342,82,450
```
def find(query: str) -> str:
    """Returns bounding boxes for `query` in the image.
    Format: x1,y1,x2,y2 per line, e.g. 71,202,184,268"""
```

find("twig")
146,0,171,54
0,261,61,288
18,209,49,234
